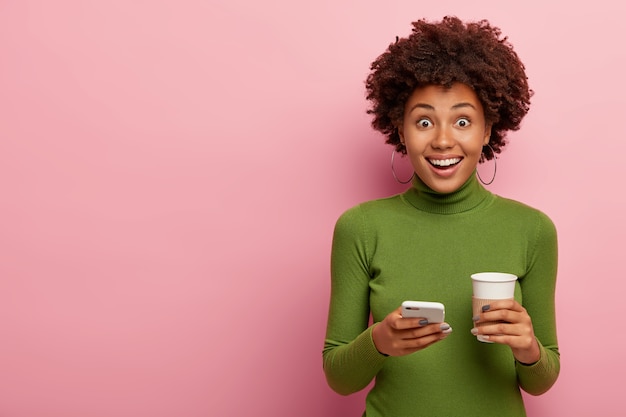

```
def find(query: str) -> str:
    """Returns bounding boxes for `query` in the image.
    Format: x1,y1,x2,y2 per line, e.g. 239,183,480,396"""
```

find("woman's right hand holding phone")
372,307,452,357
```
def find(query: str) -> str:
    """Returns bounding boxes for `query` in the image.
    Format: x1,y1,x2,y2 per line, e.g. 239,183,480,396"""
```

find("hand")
471,299,540,364
372,307,452,357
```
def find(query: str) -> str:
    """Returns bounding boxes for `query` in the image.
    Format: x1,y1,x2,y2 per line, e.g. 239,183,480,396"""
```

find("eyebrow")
408,102,477,113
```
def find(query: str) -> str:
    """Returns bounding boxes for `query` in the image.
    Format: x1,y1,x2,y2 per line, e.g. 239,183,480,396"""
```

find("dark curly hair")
365,16,532,160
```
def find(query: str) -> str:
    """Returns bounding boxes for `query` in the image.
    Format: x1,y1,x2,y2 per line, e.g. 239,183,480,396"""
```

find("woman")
323,16,559,417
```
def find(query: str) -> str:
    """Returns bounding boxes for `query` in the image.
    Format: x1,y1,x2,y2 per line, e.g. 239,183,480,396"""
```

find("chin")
426,177,469,194
433,185,461,194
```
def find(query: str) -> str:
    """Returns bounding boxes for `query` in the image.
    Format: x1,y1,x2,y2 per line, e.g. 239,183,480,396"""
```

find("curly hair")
365,16,532,160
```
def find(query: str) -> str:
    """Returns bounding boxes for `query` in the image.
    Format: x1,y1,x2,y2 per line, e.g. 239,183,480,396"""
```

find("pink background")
1,1,624,416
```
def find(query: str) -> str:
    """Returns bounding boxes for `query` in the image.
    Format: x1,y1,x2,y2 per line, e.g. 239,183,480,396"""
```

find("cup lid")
470,272,517,282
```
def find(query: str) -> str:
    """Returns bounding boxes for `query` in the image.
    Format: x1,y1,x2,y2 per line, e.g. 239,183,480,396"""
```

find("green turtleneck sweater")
323,174,560,417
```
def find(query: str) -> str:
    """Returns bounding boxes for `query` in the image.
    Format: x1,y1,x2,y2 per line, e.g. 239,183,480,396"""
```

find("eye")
455,117,471,128
417,118,432,129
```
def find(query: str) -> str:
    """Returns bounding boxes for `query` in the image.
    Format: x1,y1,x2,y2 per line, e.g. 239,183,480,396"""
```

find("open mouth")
428,158,462,169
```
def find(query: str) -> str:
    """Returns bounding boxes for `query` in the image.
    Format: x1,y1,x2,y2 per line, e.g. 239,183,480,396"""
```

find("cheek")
404,134,429,153
472,143,485,156
404,144,425,163
465,137,488,156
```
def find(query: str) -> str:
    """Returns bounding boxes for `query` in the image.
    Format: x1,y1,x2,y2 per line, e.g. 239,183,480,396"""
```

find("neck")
403,172,492,214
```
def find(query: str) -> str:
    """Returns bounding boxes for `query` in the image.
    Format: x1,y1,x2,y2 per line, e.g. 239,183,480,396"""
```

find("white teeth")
429,158,461,167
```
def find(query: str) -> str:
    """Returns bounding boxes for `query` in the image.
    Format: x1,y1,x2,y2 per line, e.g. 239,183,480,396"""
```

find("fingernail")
470,328,478,335
472,315,480,322
442,326,453,334
482,305,491,312
419,319,429,326
440,323,450,331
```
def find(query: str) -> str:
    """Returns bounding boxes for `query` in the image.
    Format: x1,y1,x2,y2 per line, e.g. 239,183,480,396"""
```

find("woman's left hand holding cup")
471,299,541,365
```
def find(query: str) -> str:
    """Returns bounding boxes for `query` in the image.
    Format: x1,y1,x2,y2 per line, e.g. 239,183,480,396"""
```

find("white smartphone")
401,301,445,323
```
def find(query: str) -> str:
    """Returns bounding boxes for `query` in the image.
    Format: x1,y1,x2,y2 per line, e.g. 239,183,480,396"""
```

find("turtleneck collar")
402,171,493,215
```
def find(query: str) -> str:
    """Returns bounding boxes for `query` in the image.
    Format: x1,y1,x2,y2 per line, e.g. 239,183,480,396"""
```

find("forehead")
405,83,483,112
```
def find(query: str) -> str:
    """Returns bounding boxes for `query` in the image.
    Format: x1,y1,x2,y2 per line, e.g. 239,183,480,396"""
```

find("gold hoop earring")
476,144,497,185
391,150,414,184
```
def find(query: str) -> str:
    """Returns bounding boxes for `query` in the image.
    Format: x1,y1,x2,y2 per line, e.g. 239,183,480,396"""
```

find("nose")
431,126,454,150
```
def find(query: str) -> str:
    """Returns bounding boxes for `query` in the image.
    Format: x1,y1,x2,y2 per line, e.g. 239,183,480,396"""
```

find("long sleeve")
320,177,560,416
516,210,560,394
322,206,387,395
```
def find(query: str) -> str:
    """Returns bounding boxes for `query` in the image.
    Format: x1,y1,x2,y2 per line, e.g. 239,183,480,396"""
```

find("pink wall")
1,1,624,416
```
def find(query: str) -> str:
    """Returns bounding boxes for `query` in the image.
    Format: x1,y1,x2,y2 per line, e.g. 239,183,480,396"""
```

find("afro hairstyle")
365,16,532,160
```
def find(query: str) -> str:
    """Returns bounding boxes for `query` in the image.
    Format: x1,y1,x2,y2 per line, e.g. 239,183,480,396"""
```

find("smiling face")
398,83,492,194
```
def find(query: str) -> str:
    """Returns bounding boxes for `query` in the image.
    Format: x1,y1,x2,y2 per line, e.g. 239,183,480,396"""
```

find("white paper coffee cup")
471,272,518,343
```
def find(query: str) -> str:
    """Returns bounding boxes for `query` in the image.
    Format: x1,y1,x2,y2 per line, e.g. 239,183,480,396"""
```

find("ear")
483,123,492,145
397,122,405,145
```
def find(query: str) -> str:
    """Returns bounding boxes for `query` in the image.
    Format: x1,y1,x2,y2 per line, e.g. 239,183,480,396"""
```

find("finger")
402,327,452,351
480,309,518,324
481,299,523,312
475,330,536,351
387,307,421,330
479,306,529,325
391,316,424,330
394,313,433,330
474,321,520,337
401,323,452,340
